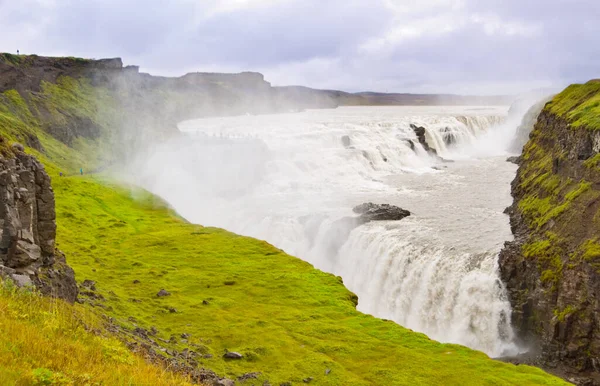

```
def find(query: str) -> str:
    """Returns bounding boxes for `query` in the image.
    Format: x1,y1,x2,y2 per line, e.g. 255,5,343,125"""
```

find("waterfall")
333,222,515,356
128,106,521,357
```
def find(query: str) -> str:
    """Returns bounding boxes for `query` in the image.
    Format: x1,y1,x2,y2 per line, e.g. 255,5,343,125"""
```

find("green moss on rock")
501,80,600,374
0,53,24,66
546,81,600,130
553,305,576,323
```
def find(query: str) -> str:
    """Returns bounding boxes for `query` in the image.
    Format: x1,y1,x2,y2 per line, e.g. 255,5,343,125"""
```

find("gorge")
0,54,595,385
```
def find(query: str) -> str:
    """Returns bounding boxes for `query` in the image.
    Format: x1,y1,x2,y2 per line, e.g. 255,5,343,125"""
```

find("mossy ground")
547,80,600,130
0,67,567,385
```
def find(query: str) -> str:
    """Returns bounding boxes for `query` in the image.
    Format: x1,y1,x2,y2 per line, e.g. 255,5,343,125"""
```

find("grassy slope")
0,65,567,384
49,173,565,386
0,71,194,385
0,280,191,385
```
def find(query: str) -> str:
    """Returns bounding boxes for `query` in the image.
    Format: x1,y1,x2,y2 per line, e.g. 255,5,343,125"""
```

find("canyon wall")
500,80,600,382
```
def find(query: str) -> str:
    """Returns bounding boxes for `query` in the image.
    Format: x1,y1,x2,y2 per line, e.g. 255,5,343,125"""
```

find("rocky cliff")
499,80,600,383
0,144,76,301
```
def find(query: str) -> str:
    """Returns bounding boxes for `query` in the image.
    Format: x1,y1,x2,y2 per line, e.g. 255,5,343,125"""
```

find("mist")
115,94,550,357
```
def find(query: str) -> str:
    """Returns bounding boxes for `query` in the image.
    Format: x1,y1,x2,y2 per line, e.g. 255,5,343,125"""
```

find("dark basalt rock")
506,156,521,164
499,109,600,384
410,123,439,157
82,279,96,290
157,289,171,297
0,145,77,302
353,202,411,224
223,351,243,359
238,372,261,381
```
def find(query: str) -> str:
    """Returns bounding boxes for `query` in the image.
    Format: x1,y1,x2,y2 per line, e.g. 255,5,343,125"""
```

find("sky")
0,0,599,94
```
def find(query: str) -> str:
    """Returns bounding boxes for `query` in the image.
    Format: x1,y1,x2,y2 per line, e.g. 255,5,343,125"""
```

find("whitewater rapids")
129,105,523,357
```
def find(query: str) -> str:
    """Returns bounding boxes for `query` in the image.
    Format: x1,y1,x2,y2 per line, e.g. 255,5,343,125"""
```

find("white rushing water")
128,105,526,357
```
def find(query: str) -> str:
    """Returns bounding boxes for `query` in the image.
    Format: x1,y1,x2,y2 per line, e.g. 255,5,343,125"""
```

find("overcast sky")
1,0,598,94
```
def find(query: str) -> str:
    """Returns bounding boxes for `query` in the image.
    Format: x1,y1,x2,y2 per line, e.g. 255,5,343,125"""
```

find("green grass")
0,280,193,385
547,80,600,130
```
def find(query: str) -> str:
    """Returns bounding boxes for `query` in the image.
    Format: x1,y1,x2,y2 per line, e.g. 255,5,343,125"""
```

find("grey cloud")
0,0,598,93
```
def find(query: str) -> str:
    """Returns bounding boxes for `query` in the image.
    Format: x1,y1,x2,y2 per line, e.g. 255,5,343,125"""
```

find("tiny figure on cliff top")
59,172,63,177
16,50,19,55
80,168,83,175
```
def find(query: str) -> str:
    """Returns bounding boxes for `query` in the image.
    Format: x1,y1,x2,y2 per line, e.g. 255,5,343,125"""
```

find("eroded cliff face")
0,144,77,302
499,83,600,382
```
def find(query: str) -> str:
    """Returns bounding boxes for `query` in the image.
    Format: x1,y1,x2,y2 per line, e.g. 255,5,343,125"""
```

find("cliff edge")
499,80,600,383
0,144,77,301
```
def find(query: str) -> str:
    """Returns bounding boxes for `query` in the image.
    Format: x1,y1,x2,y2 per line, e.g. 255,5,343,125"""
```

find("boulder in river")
409,124,454,163
353,203,411,224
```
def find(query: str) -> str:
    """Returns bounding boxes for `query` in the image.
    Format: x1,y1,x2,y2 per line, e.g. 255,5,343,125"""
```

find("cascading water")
128,105,523,358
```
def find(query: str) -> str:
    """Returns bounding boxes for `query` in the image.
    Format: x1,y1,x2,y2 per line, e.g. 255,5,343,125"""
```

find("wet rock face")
408,124,451,164
0,146,77,302
410,123,438,156
499,110,600,383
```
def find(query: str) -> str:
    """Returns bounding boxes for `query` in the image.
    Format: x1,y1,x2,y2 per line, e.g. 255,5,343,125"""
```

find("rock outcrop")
499,81,600,383
352,202,411,224
0,144,77,302
410,124,439,157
